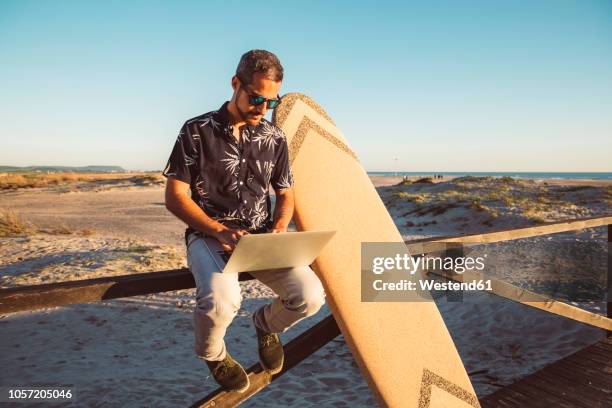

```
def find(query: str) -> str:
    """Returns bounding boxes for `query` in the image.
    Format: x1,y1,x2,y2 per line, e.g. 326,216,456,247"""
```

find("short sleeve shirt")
161,101,294,245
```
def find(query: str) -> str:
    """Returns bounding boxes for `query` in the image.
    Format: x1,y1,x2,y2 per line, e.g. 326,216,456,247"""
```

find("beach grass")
0,208,35,236
388,175,601,226
0,172,165,191
414,177,434,184
0,207,96,237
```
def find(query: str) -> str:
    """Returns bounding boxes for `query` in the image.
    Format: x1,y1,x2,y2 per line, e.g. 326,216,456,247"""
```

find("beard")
237,104,264,125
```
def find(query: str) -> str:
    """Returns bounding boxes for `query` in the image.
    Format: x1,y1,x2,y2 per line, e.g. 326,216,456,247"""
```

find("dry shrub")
396,179,413,186
0,208,96,237
528,215,547,224
129,174,165,185
49,224,73,235
80,228,95,236
0,172,139,190
0,208,34,236
414,177,434,184
395,192,427,202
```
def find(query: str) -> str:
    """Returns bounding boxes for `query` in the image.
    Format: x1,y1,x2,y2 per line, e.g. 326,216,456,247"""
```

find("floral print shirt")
162,101,294,245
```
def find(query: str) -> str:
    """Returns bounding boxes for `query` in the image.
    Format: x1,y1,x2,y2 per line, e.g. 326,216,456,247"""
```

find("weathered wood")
189,314,341,408
606,224,612,337
0,268,194,314
407,215,612,247
529,369,600,404
545,360,610,391
405,216,611,265
480,337,612,407
427,268,612,331
0,269,255,314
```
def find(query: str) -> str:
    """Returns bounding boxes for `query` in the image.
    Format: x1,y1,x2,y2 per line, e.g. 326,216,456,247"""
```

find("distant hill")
0,165,126,173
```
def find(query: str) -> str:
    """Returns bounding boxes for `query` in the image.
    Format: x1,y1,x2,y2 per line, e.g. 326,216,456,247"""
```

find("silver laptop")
207,230,336,273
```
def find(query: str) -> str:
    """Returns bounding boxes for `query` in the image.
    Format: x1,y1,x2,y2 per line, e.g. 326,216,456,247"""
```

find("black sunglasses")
239,82,282,109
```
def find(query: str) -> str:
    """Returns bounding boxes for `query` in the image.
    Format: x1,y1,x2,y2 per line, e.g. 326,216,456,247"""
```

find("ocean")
367,172,612,180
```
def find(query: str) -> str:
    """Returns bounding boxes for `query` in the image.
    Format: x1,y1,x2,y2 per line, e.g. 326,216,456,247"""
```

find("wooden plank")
488,397,522,408
526,370,607,408
406,215,612,246
574,347,612,365
0,268,195,314
427,268,612,331
608,224,611,337
543,362,611,395
590,348,612,363
593,337,612,351
189,314,341,408
554,358,612,383
556,348,611,372
480,340,612,407
591,339,612,349
540,348,610,387
481,375,605,408
478,383,521,407
481,385,546,408
0,269,255,314
566,343,609,361
594,342,612,353
505,380,583,408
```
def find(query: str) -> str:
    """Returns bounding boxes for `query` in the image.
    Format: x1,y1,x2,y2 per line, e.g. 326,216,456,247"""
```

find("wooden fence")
1,215,610,407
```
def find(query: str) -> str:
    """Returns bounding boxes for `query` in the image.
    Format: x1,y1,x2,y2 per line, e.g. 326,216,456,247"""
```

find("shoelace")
261,333,278,348
213,358,233,378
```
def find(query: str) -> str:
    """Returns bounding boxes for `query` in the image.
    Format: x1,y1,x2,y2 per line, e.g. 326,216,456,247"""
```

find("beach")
0,173,610,406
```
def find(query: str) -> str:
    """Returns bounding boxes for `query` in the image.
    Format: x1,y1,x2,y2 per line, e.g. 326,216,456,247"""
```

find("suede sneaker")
205,352,250,393
253,313,284,375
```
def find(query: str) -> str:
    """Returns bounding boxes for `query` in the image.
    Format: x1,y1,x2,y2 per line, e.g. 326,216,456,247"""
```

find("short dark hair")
236,49,284,85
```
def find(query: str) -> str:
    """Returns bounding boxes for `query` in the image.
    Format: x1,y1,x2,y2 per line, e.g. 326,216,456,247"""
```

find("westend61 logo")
361,242,492,302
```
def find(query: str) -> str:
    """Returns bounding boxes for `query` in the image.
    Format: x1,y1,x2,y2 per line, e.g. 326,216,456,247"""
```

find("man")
162,50,326,393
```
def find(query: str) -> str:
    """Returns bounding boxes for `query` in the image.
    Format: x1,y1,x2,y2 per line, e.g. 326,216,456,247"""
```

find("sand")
370,175,612,188
0,175,610,406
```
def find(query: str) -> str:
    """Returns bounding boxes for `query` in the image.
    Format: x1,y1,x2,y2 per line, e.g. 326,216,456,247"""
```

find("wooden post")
606,224,612,337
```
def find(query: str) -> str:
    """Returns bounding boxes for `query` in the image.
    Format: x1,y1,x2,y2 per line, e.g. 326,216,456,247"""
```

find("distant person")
162,50,326,393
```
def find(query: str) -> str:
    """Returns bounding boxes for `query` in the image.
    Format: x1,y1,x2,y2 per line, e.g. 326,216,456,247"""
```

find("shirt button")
243,200,247,204
241,159,246,163
239,181,243,185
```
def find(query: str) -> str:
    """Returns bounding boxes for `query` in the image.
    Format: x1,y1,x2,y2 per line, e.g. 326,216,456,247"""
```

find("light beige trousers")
186,231,326,361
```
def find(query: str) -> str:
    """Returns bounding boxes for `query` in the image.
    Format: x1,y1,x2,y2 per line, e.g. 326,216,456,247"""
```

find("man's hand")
213,227,249,252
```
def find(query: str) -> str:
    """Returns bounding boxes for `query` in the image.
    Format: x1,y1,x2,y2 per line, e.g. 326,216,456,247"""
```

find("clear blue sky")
1,0,610,172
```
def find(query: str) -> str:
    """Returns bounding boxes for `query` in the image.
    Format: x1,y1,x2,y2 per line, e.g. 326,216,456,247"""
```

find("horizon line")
1,165,611,174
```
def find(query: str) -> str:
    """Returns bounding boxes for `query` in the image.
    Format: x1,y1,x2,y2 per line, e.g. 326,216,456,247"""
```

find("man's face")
232,71,282,126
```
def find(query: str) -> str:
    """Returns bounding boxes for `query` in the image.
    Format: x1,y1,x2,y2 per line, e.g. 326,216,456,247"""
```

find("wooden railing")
1,215,610,407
